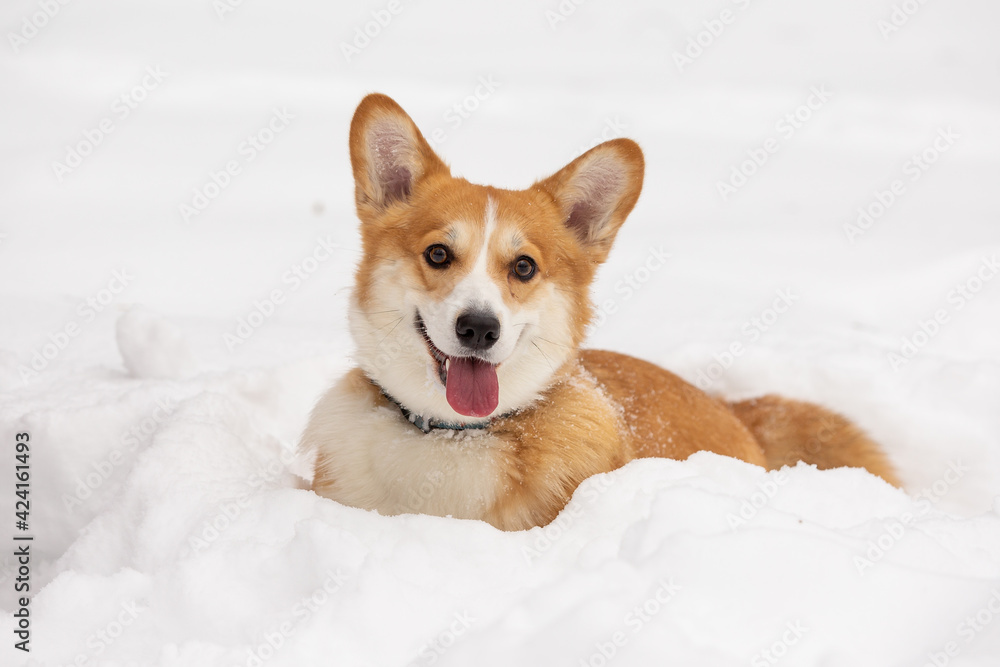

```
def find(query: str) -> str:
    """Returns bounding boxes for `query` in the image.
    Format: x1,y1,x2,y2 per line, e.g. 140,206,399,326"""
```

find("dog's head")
347,93,643,423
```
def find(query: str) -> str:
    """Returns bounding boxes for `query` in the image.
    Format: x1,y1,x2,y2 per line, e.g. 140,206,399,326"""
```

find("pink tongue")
445,356,499,418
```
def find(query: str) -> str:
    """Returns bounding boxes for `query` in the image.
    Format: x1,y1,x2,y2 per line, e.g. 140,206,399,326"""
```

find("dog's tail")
728,395,900,487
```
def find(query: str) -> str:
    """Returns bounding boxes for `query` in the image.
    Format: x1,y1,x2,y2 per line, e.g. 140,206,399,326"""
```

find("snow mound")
116,307,198,380
3,350,999,666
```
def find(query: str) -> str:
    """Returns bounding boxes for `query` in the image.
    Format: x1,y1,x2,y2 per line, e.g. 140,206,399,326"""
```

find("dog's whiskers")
354,308,401,316
371,317,405,347
375,317,405,348
534,336,571,350
532,341,556,371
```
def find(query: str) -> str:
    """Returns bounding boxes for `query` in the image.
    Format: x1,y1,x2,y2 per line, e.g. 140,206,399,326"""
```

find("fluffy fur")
301,93,900,531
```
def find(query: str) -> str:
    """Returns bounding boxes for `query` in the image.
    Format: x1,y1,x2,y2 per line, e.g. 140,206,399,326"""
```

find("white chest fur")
303,374,508,521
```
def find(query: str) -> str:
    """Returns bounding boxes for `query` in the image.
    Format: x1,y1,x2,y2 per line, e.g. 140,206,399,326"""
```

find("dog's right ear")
349,93,448,220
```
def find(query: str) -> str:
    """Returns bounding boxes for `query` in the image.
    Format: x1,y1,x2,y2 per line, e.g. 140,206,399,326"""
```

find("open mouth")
415,313,499,418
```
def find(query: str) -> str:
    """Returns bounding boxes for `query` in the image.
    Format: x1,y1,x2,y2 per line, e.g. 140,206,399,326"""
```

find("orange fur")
728,395,900,486
306,93,900,532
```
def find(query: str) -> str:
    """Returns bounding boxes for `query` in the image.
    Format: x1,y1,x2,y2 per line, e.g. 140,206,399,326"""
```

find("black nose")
455,311,500,351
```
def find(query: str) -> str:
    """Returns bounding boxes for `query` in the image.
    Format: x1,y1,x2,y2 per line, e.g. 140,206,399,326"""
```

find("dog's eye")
512,256,537,281
424,244,451,268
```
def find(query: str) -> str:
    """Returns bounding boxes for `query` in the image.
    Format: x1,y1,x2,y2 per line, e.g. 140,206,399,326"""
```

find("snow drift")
1,0,999,665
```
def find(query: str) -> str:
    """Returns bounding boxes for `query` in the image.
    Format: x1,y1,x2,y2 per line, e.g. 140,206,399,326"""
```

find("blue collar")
377,386,495,434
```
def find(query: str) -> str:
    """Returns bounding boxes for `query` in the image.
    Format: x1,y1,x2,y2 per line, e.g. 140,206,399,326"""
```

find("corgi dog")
302,93,899,531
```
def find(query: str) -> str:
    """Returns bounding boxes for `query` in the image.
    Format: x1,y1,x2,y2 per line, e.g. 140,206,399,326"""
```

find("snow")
116,307,198,380
2,0,999,665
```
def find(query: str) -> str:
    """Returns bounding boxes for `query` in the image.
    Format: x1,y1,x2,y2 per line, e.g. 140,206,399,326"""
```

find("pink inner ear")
564,155,625,243
381,164,412,202
565,200,601,243
369,121,416,204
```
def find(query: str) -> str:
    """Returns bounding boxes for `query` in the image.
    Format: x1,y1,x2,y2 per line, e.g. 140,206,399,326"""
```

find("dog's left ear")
533,139,644,263
349,93,449,221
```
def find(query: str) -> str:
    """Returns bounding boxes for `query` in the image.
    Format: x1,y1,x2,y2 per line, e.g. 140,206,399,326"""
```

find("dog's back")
581,349,899,486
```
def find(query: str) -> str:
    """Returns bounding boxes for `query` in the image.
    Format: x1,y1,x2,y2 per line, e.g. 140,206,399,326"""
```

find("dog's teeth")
445,358,450,371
